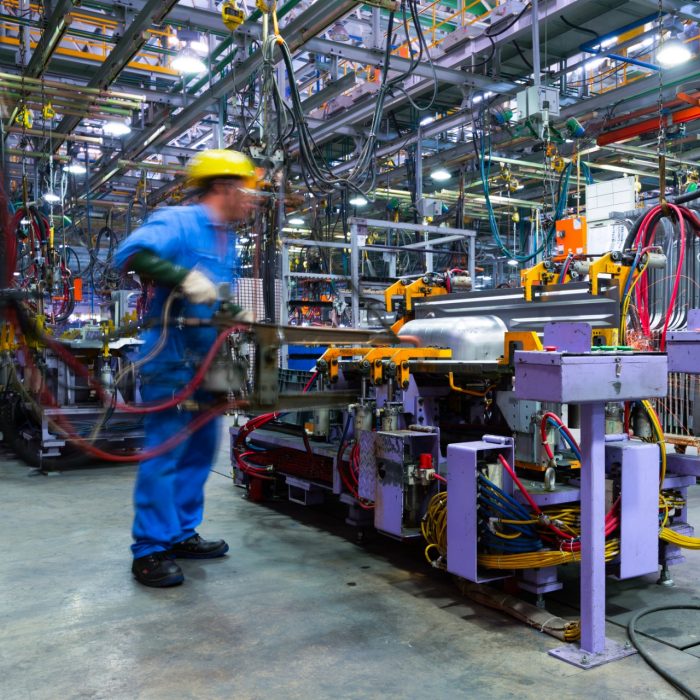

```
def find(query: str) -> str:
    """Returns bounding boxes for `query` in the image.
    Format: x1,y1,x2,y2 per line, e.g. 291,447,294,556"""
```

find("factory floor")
2,423,699,700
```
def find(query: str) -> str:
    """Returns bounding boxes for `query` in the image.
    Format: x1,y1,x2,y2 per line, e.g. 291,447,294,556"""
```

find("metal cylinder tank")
398,315,507,362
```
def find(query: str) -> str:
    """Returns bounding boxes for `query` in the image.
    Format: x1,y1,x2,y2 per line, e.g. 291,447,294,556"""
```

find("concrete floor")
1,423,699,700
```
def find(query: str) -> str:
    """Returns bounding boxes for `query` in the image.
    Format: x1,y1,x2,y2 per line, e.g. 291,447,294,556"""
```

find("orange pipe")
597,105,700,146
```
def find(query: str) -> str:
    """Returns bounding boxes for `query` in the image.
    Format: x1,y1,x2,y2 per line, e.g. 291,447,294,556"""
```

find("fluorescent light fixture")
349,196,368,206
172,47,207,75
103,120,131,137
430,168,451,182
657,38,691,68
288,217,305,226
585,57,605,71
143,124,167,148
43,192,60,204
65,162,86,175
507,259,519,267
420,115,435,126
189,40,209,55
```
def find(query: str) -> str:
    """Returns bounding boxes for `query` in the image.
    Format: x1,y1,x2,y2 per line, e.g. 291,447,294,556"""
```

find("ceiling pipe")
579,12,661,71
5,127,102,144
597,104,700,145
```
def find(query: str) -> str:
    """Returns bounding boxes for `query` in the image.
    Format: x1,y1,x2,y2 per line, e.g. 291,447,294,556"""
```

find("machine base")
548,639,636,668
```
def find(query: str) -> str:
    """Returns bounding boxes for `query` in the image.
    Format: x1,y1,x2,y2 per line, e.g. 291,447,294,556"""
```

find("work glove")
181,269,217,305
220,301,254,324
233,309,254,324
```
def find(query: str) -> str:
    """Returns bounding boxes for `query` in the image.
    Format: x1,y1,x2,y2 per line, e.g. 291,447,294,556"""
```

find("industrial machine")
231,225,700,668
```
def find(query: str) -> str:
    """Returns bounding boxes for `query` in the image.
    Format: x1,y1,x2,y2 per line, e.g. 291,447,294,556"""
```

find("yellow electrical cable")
477,540,620,570
620,259,650,338
641,399,667,484
660,528,700,549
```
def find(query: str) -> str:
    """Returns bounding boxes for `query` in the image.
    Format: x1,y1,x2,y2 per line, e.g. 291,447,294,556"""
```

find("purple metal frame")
446,435,513,584
515,322,667,668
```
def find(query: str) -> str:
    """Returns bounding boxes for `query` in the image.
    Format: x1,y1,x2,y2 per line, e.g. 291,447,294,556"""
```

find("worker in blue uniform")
115,149,257,588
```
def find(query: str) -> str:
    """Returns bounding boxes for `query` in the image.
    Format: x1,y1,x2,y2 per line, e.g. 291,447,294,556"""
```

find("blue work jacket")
114,204,238,383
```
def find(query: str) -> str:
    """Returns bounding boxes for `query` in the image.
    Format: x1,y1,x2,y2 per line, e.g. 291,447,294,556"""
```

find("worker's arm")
128,250,188,287
129,250,217,305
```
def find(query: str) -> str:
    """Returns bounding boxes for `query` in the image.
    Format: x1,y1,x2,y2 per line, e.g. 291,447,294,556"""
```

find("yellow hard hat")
187,149,257,187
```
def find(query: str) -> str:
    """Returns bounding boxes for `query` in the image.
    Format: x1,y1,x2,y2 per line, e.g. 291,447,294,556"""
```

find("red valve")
418,453,433,470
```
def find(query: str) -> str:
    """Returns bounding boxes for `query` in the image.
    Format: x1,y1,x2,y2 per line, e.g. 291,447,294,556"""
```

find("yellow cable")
620,259,650,338
660,528,700,550
641,399,666,484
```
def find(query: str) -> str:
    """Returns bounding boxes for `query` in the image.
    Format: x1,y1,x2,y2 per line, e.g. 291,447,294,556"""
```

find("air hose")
627,605,700,700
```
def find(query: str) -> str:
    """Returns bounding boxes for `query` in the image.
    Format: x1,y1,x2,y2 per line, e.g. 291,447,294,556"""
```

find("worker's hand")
181,269,217,305
233,309,254,324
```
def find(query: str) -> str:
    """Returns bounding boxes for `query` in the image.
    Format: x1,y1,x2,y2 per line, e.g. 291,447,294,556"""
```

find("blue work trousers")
131,382,220,559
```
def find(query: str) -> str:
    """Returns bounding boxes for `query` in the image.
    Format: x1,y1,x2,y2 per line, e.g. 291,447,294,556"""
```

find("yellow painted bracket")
393,347,451,388
364,347,451,387
0,323,17,352
520,262,557,302
499,331,543,366
316,347,371,383
384,277,447,316
588,253,632,296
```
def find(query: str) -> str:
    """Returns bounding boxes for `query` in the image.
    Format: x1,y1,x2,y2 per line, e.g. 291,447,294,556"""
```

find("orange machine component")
554,216,587,260
73,277,83,302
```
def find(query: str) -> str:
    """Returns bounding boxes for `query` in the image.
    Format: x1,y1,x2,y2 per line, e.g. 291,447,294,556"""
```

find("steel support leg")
580,401,606,654
549,402,636,668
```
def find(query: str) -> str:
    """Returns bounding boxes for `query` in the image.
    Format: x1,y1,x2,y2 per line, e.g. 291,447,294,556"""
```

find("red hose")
24,312,243,414
659,204,686,350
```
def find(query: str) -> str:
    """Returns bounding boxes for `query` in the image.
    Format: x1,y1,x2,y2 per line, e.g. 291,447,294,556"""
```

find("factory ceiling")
1,0,699,253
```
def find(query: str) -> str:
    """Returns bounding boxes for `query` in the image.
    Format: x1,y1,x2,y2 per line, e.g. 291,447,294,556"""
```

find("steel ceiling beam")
25,0,77,78
301,36,471,86
290,0,587,151
87,0,361,196
3,0,77,141
46,0,181,153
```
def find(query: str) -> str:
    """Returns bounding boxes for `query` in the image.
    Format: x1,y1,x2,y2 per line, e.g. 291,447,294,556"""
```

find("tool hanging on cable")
221,0,246,31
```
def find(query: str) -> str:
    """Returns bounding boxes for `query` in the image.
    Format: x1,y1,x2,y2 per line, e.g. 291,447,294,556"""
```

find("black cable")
470,2,532,69
513,40,533,69
627,605,700,700
560,14,599,39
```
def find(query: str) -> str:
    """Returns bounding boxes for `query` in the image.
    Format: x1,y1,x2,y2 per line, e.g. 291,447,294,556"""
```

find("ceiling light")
329,22,349,42
657,38,691,68
288,217,305,226
189,40,209,55
103,120,131,137
65,162,86,175
507,259,519,267
172,47,207,74
349,196,368,207
430,168,451,182
43,192,60,204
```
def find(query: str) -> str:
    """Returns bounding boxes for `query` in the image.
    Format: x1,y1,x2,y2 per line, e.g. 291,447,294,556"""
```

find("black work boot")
170,534,229,559
132,552,184,588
